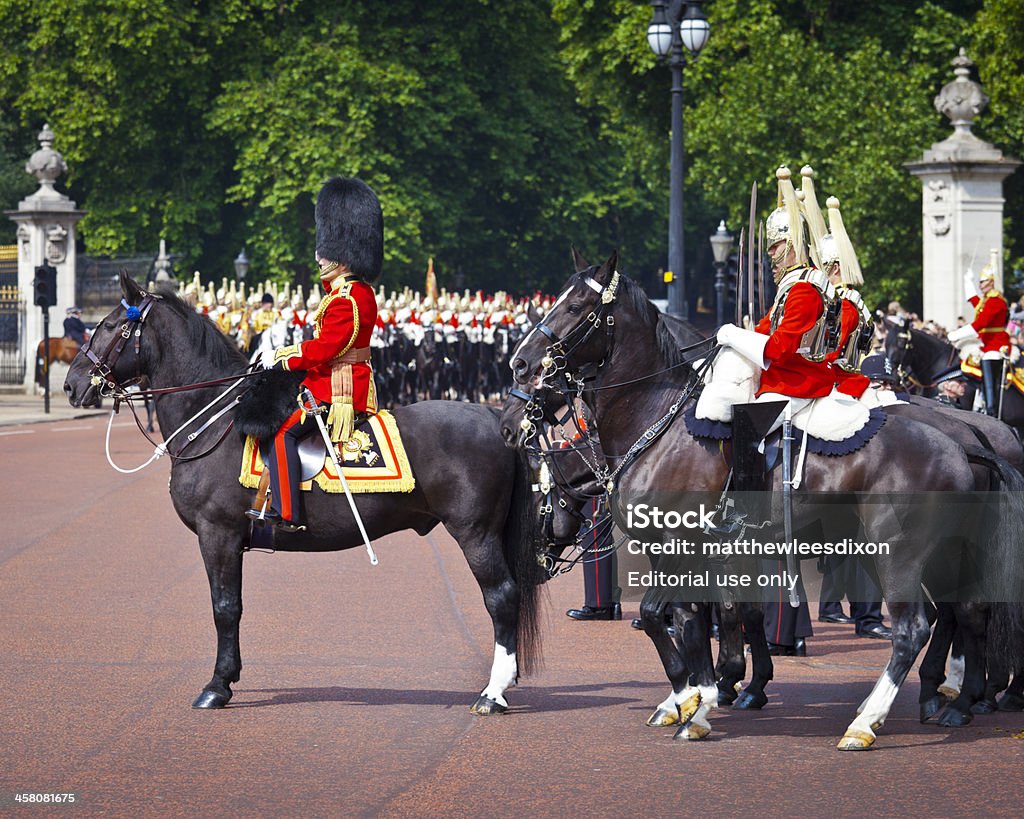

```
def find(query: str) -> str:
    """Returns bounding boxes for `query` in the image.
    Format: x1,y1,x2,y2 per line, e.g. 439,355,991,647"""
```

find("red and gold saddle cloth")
238,409,415,494
960,357,1024,396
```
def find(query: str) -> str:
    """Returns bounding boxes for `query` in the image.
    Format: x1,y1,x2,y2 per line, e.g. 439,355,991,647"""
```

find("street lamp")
647,0,710,317
233,247,250,281
709,219,733,328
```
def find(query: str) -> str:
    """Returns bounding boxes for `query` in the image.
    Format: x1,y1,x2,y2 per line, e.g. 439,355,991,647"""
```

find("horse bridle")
889,325,958,391
84,293,160,393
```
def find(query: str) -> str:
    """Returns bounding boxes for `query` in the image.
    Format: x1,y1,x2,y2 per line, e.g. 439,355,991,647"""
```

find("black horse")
883,316,1024,438
502,251,1024,749
64,271,546,715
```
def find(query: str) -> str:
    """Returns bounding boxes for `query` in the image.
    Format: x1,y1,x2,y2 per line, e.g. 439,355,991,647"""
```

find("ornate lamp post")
709,219,733,328
647,0,710,317
233,247,250,282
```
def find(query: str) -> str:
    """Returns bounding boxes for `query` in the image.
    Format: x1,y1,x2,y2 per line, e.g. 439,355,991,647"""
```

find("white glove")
963,269,978,301
260,348,277,370
948,324,979,347
716,323,738,347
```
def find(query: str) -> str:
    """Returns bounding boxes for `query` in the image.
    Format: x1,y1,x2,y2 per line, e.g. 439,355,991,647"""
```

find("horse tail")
503,444,547,676
963,446,1024,669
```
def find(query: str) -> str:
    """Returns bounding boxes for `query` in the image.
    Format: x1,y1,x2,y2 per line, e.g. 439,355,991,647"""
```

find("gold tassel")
327,402,355,443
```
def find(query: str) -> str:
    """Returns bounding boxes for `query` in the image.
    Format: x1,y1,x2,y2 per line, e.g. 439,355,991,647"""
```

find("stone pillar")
6,124,85,392
905,49,1020,331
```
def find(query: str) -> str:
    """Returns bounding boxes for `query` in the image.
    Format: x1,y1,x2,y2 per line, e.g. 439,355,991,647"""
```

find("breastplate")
769,267,836,362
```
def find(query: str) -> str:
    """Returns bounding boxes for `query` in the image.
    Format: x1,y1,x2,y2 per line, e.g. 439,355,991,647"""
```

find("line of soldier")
173,269,554,405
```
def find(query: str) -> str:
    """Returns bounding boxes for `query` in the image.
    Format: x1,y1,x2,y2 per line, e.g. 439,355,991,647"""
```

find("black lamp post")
233,248,250,282
709,219,733,328
647,0,710,317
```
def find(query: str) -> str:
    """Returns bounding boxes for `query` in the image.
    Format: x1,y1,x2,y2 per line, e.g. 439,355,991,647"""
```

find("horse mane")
153,286,248,372
615,272,690,369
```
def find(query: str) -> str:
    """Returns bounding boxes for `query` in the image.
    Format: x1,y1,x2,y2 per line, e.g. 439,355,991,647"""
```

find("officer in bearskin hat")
247,176,382,532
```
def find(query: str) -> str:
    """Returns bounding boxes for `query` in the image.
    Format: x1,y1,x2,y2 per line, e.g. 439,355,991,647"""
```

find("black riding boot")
981,358,1003,417
709,401,788,536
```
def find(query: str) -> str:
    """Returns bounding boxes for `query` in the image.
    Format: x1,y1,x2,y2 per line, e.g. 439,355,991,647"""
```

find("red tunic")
278,275,378,413
969,292,1009,353
755,279,835,399
831,299,870,398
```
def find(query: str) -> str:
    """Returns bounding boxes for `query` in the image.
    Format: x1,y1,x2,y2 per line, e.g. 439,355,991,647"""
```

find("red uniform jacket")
278,275,378,413
831,299,870,398
969,292,1009,353
755,279,835,399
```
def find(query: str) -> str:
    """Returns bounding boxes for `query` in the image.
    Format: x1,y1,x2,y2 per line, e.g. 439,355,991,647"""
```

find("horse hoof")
734,690,768,710
677,691,702,724
919,696,945,723
673,720,711,741
646,706,680,727
192,689,230,709
936,706,972,727
937,685,960,701
970,698,998,715
716,684,738,707
836,730,875,751
470,695,508,716
997,692,1024,712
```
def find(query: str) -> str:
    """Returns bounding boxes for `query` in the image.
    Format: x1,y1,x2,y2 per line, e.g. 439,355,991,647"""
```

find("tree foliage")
0,0,1021,311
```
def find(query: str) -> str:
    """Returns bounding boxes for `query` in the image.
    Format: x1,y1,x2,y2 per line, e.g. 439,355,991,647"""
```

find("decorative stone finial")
154,238,173,282
934,48,989,136
25,123,68,199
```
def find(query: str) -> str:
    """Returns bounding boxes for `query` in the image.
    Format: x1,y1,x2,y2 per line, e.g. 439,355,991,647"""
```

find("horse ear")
595,250,619,284
571,246,590,273
527,303,543,326
120,269,144,303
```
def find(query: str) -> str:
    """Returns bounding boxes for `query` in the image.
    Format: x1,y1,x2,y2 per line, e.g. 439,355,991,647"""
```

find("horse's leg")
939,603,988,724
641,594,692,728
714,603,744,706
938,624,966,700
735,602,773,710
998,666,1024,711
463,539,520,715
918,603,956,723
671,603,720,741
192,525,244,709
837,600,931,750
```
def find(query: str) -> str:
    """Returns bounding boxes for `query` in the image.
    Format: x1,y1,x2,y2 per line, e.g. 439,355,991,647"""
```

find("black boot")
980,358,1003,417
731,401,789,521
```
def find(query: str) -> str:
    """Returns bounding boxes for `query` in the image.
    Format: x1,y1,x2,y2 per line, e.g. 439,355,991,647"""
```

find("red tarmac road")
1,416,1022,817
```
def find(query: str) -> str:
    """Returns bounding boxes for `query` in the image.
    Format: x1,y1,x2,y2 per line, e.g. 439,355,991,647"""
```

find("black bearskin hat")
315,177,383,282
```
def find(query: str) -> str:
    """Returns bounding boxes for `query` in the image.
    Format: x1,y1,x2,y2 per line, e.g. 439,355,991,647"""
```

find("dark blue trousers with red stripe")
264,406,317,524
581,498,618,608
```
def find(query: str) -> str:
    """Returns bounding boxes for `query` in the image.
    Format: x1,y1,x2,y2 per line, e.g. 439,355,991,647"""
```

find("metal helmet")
765,166,807,266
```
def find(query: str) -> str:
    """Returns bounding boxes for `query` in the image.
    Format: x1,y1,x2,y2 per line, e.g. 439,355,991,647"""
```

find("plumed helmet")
800,165,828,268
978,249,1001,289
765,166,807,265
315,177,384,282
825,196,863,286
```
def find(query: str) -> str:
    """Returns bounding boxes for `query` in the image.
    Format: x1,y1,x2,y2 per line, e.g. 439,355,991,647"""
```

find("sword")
735,227,745,326
747,182,757,327
300,388,379,566
781,402,800,607
757,219,766,320
999,357,1007,420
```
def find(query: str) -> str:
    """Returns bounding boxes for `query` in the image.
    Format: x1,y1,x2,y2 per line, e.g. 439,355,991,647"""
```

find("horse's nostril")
513,358,526,374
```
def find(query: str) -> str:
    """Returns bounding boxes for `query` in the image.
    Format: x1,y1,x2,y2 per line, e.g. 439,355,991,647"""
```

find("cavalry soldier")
715,166,837,418
247,177,383,532
949,250,1009,416
63,306,88,346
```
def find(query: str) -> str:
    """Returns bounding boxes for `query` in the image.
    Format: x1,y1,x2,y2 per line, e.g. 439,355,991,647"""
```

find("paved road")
1,415,1022,817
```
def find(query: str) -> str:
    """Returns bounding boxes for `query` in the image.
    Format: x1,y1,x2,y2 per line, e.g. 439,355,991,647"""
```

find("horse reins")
84,292,262,470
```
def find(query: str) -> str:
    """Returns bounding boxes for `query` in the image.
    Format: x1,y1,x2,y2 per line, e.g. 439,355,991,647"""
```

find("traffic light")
33,264,57,308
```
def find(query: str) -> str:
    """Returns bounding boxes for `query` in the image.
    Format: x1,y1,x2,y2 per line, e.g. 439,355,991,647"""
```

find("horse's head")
880,313,911,366
509,249,620,388
64,271,158,408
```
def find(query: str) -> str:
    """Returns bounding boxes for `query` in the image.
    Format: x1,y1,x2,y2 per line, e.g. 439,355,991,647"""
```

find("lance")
735,227,745,326
300,388,379,566
757,219,766,320
747,181,757,327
